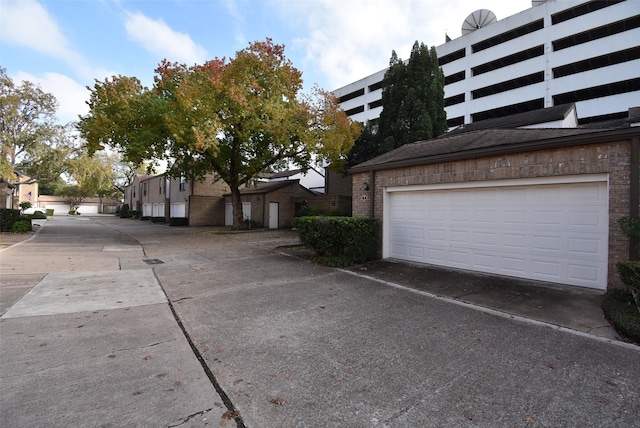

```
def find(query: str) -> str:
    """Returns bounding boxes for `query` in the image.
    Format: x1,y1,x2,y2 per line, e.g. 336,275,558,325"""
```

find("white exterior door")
269,202,279,229
225,202,251,226
384,176,609,290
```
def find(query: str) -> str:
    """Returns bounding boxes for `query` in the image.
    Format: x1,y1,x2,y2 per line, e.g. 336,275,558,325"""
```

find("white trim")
382,175,610,289
384,173,609,194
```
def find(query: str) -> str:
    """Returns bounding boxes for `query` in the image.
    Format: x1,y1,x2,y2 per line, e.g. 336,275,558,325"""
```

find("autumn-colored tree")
79,39,360,229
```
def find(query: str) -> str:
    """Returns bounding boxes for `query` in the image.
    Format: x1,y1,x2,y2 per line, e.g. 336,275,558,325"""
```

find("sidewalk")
0,216,229,427
2,216,639,427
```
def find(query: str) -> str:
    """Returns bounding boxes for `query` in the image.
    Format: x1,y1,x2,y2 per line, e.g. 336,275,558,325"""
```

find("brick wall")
352,140,635,289
189,195,225,226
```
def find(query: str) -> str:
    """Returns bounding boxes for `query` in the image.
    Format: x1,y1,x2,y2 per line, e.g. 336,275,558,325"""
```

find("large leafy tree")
56,150,120,211
79,39,360,229
0,67,63,181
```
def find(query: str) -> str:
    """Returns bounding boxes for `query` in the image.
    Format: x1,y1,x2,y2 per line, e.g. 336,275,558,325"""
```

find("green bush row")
11,219,32,233
0,209,22,232
169,217,189,227
293,216,379,266
603,288,640,344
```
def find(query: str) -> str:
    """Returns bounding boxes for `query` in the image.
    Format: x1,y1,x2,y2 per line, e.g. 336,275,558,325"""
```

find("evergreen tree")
377,41,446,152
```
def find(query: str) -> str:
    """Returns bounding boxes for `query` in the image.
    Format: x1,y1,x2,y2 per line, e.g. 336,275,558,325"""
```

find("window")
552,78,640,105
439,48,465,65
444,70,465,85
553,46,640,78
338,88,365,103
444,93,465,107
179,174,187,191
552,15,640,51
143,182,147,196
472,19,543,53
159,179,163,194
472,45,544,76
472,71,544,99
552,0,624,25
472,98,544,122
368,81,383,92
344,105,365,116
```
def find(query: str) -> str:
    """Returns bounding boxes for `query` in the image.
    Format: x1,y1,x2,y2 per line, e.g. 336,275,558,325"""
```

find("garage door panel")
386,180,608,290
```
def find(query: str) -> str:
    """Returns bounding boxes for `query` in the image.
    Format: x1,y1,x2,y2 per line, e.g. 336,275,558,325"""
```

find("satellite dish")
461,9,497,35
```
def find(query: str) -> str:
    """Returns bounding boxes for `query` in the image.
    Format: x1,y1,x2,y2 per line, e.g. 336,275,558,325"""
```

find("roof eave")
348,127,640,174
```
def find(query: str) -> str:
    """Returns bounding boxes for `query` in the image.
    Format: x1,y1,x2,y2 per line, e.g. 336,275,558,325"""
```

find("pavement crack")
167,408,213,427
151,269,247,428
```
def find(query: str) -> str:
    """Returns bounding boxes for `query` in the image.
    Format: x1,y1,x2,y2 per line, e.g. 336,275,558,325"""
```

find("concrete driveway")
1,215,639,427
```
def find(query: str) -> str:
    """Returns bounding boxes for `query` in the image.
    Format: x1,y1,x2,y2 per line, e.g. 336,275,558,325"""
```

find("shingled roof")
348,103,640,173
348,126,640,173
225,179,316,196
446,103,577,135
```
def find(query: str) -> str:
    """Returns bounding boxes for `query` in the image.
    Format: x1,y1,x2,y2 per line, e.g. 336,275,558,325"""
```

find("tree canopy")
78,39,361,228
347,41,446,167
0,67,63,181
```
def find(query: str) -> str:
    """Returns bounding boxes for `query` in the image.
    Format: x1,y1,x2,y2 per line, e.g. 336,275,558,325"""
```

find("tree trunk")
231,186,246,230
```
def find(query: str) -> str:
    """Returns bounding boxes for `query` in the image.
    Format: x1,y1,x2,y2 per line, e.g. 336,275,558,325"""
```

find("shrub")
293,216,379,266
616,260,640,313
46,209,54,216
169,217,189,226
602,288,640,344
0,209,21,232
295,207,348,217
617,215,640,241
243,219,261,229
11,219,32,233
119,203,130,218
30,211,47,219
19,201,32,211
130,210,140,219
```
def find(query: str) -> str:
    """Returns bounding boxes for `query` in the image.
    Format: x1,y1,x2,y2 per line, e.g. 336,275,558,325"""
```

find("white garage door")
45,204,70,215
77,204,98,214
170,202,186,218
384,176,609,290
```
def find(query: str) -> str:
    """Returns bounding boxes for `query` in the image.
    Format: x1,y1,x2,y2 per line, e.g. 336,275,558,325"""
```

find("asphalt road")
1,215,639,427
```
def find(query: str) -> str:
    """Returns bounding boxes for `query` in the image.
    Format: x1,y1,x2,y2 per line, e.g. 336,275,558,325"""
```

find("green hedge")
11,219,32,233
169,217,189,226
293,216,379,266
0,209,22,232
603,288,640,344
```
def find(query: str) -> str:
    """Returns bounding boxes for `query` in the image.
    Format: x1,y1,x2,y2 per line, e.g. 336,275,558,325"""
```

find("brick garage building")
349,114,639,292
224,180,316,228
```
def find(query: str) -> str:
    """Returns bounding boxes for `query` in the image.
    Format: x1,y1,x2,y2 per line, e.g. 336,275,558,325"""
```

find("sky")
0,0,531,125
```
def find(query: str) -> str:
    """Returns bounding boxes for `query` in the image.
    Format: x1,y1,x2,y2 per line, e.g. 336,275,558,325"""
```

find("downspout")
368,169,375,219
630,137,639,260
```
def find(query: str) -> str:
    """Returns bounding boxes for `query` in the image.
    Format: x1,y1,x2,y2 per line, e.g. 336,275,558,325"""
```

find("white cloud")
124,11,208,65
14,71,90,125
0,0,84,66
271,0,531,90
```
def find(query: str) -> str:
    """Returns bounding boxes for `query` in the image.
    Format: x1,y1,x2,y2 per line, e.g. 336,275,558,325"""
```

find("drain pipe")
630,136,639,260
369,169,375,219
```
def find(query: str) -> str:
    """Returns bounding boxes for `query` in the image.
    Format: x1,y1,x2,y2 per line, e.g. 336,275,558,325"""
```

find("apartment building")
333,0,640,127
